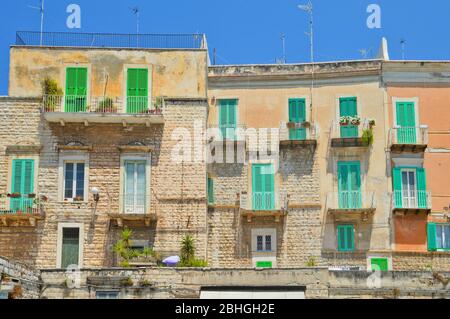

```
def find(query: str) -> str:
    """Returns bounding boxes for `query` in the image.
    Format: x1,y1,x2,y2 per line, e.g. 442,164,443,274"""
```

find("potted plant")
8,193,21,199
368,119,376,127
42,78,63,112
96,97,117,113
350,116,361,126
339,116,350,126
362,128,374,146
73,196,83,202
28,193,36,199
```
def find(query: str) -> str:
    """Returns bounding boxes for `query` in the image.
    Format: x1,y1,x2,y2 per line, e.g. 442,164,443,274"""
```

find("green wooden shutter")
337,225,355,252
10,159,34,212
263,164,275,210
127,68,148,113
218,99,237,140
396,102,417,144
252,165,263,210
338,162,361,209
392,167,402,208
289,99,306,140
207,176,214,205
61,228,80,269
427,223,437,251
65,68,87,112
340,97,358,138
416,168,427,209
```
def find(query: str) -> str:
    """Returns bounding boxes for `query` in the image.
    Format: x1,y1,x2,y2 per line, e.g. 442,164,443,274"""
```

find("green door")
61,228,80,269
337,161,362,209
252,164,275,211
371,258,388,272
218,99,237,140
10,159,34,213
289,98,306,140
127,68,148,113
65,67,87,112
396,102,416,144
339,97,358,138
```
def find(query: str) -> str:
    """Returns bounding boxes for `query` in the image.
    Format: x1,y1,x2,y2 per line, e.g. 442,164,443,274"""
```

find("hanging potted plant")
368,119,376,128
339,116,350,126
350,116,361,126
8,193,21,199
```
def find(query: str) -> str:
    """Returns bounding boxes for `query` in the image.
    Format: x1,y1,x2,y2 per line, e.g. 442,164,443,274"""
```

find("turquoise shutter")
337,162,348,208
289,99,306,140
252,165,263,210
264,165,275,210
337,225,355,252
396,102,417,144
219,100,237,140
227,101,237,140
416,168,427,209
338,162,361,209
427,223,437,251
392,168,402,208
207,176,214,205
11,159,34,212
340,97,358,138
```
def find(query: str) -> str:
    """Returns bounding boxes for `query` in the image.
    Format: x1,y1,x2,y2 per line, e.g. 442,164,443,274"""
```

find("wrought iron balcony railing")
0,194,45,216
326,191,376,212
279,122,318,144
16,31,207,50
389,126,429,147
42,95,164,115
392,190,432,210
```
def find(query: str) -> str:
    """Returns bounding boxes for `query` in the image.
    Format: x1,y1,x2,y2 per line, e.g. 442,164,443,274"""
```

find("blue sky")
1,0,449,95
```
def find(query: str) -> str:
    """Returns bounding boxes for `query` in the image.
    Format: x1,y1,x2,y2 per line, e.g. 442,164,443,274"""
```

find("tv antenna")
280,33,286,64
298,1,314,63
28,0,45,46
400,39,406,60
130,6,140,47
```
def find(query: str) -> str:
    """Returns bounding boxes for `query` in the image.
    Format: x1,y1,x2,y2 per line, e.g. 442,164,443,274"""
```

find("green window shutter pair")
339,97,358,138
337,224,355,251
218,99,237,140
207,176,214,205
288,98,307,140
395,102,417,144
10,159,35,212
252,164,275,211
337,161,362,209
392,167,427,208
65,67,87,112
127,68,149,113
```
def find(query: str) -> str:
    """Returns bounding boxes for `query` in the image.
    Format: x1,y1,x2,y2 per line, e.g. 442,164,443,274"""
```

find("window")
207,176,214,205
218,99,237,140
96,291,119,299
288,98,306,140
395,101,417,144
393,167,427,209
65,67,88,112
127,68,148,113
252,229,276,253
252,163,275,211
337,225,355,252
339,97,358,138
124,160,147,214
428,223,450,251
64,162,85,201
337,161,361,209
10,159,35,212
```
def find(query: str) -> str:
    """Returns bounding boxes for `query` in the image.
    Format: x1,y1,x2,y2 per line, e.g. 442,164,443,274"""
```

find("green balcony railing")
392,190,431,210
338,191,362,209
390,126,428,146
0,195,44,215
252,191,275,211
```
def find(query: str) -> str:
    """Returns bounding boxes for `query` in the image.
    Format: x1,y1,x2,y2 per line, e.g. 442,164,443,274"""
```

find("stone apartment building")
0,33,449,277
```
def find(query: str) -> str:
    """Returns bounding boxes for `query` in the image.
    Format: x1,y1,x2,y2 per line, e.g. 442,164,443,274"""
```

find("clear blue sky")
1,0,449,95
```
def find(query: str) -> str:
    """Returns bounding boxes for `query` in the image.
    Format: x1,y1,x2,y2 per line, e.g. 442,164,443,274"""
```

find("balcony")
0,194,45,227
107,194,157,227
279,122,317,148
326,191,376,215
392,190,432,214
239,191,287,223
330,120,370,148
42,95,165,126
389,126,428,153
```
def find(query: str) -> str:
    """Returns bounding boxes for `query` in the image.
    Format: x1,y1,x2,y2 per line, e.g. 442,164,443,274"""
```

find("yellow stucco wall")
8,46,208,98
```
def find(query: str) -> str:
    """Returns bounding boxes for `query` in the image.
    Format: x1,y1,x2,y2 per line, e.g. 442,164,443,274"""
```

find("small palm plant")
180,235,195,265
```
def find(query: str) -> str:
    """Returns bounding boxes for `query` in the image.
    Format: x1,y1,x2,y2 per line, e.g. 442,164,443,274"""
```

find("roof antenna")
400,39,406,60
280,33,286,64
130,6,140,46
28,0,44,46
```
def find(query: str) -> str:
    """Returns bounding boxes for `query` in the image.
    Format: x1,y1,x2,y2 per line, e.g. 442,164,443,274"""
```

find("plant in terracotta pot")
350,116,361,126
28,193,36,199
339,116,350,126
8,193,21,198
